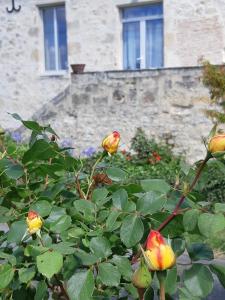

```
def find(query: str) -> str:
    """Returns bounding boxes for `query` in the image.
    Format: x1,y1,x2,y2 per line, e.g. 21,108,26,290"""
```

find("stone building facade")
1,0,225,159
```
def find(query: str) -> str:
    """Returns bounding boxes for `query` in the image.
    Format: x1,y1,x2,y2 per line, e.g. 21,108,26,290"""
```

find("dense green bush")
1,117,225,300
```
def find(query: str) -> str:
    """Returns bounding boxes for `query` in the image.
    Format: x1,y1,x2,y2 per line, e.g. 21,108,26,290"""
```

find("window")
42,5,68,72
122,3,163,70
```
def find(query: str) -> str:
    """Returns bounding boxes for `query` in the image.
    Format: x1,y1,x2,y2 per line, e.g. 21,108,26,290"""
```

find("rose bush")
1,116,225,299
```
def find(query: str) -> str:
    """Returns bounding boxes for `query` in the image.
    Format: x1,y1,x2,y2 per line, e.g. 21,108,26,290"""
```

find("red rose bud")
26,210,43,234
102,131,120,154
132,258,152,289
208,134,225,153
144,230,175,271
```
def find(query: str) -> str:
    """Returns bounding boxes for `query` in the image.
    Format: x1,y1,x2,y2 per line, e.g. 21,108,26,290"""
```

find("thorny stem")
85,153,105,200
132,152,211,264
157,152,211,232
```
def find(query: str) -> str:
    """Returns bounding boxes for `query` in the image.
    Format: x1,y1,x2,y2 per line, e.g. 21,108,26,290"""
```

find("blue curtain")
146,19,163,68
123,22,140,69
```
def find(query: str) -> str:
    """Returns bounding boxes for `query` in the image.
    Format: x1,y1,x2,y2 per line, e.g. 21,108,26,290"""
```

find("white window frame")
39,3,68,76
122,8,163,69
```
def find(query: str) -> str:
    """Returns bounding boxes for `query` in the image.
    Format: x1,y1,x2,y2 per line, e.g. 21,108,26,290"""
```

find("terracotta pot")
70,64,85,74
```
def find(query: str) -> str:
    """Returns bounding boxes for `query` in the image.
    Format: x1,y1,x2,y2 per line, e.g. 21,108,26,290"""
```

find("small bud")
102,131,120,155
132,258,152,289
26,210,43,234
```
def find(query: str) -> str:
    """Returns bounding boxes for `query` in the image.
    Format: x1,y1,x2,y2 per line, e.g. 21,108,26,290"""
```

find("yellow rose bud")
144,230,175,271
132,258,152,289
208,134,225,153
26,211,43,234
102,131,120,154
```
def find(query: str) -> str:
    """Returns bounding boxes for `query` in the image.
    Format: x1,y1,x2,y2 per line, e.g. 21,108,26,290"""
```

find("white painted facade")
1,0,225,129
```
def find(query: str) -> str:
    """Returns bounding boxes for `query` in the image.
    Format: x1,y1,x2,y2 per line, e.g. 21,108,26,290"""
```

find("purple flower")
82,146,96,157
61,139,74,155
11,131,22,143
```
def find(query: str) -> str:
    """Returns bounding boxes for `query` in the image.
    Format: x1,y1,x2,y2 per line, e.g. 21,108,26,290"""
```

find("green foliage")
202,61,225,123
0,117,225,299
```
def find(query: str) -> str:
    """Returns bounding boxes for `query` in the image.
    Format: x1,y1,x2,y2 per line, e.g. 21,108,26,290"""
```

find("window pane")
123,22,140,70
43,7,56,71
146,19,163,68
56,6,68,70
123,3,163,19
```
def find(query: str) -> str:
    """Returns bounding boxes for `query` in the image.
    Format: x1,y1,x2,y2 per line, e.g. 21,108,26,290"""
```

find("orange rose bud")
208,134,225,153
26,210,43,234
102,131,120,154
144,230,175,271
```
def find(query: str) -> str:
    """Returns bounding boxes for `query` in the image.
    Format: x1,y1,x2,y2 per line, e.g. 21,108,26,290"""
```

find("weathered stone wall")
34,67,214,162
1,0,225,131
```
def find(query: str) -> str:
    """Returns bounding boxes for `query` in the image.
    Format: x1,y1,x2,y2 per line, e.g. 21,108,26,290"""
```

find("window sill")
39,71,70,78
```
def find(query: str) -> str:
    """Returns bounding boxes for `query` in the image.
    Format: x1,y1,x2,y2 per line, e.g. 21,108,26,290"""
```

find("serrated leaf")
90,237,112,259
7,220,27,243
106,167,126,182
18,266,36,283
141,179,170,193
30,200,52,217
165,267,177,295
183,264,214,298
187,243,214,261
50,215,72,233
34,280,48,300
198,213,225,237
183,209,199,232
105,211,121,232
111,255,132,281
51,242,76,255
112,189,128,210
0,251,16,266
67,270,94,300
36,251,63,279
120,215,144,248
0,264,14,289
137,191,166,215
98,263,121,286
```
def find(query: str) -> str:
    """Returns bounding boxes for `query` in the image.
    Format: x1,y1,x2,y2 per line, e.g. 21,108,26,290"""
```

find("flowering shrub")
1,117,225,299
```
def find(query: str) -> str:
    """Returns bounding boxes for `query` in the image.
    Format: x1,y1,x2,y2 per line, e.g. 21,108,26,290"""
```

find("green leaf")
183,209,199,232
198,213,225,237
120,215,144,248
183,264,214,298
50,215,72,233
51,242,76,255
165,267,177,295
137,191,166,215
171,238,186,257
22,139,57,164
105,211,121,232
187,243,214,261
111,255,133,281
0,251,16,266
74,249,98,266
112,189,128,210
24,245,49,257
36,250,63,279
7,220,27,243
30,200,52,217
141,179,170,193
0,264,14,289
34,280,48,300
5,164,24,180
144,286,154,300
106,167,126,182
215,203,225,213
92,188,109,204
90,237,112,259
210,264,225,288
98,263,121,286
67,270,94,300
18,266,36,283
74,200,95,219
